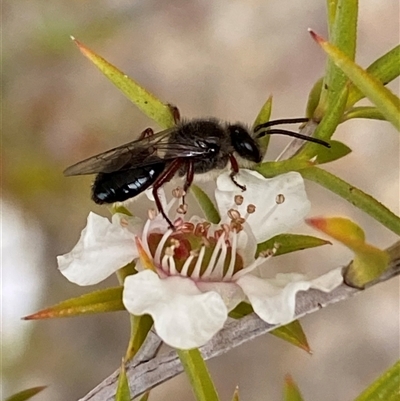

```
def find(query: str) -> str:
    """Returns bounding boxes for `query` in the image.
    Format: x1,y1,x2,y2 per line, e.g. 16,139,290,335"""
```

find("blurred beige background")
2,1,399,400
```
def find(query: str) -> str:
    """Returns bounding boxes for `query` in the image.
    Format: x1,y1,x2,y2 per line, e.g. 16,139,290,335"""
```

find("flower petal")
58,212,138,285
196,281,245,311
123,270,228,349
215,170,311,242
236,268,343,324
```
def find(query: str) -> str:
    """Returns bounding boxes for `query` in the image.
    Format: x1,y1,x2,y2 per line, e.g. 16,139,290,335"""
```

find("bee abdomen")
92,163,166,204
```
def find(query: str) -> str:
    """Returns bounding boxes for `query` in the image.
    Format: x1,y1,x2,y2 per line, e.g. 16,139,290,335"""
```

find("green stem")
177,348,220,401
301,167,400,235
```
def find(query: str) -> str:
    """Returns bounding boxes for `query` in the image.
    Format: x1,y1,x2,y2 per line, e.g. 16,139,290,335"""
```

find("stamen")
234,195,244,205
176,204,188,214
161,254,170,273
181,222,195,233
225,230,238,280
247,204,256,214
195,222,211,237
260,203,279,225
212,238,227,280
147,208,157,220
232,256,267,280
275,194,285,204
168,256,178,275
164,246,175,257
259,249,275,257
203,233,225,277
170,238,180,248
172,187,186,198
191,246,206,279
141,218,152,257
230,220,244,233
221,223,230,236
228,208,241,221
180,253,196,276
201,236,211,247
119,217,129,228
154,228,173,265
173,217,184,229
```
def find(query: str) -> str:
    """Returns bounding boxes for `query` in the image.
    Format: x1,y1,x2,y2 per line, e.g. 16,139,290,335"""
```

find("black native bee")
64,110,329,228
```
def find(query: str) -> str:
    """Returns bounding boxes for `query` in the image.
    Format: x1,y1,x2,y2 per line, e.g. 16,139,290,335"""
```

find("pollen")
275,194,285,204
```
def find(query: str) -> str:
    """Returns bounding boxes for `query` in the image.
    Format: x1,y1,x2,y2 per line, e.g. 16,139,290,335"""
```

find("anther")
120,218,129,228
260,249,275,257
275,194,285,204
181,222,195,233
170,238,180,248
176,204,188,214
190,249,200,257
164,246,175,256
228,208,241,221
148,208,157,220
234,195,244,206
247,204,256,214
195,222,211,237
172,187,186,198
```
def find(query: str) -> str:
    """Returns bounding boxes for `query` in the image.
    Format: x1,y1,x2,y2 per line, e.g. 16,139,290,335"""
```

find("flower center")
146,222,244,281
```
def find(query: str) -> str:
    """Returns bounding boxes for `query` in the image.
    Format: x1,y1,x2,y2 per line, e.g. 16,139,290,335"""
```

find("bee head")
228,124,262,163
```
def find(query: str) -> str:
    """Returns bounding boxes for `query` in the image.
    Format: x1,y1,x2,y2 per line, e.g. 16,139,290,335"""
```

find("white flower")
58,171,343,349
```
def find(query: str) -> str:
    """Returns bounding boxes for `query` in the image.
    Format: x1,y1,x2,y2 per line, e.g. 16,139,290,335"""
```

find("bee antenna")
253,117,309,133
256,128,331,148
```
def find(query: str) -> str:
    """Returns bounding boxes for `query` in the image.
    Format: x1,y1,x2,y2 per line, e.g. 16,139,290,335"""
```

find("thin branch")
79,241,400,401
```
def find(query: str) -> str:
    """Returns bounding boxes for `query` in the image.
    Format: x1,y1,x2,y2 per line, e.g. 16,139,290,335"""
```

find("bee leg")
229,154,246,191
181,161,194,209
167,104,181,124
138,128,155,140
152,159,183,229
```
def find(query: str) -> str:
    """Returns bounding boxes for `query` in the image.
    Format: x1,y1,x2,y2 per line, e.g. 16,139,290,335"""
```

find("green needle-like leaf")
125,314,153,361
139,392,150,401
255,159,315,178
316,0,358,118
177,348,220,401
343,106,385,121
354,360,400,401
283,375,305,401
72,37,175,129
301,167,400,236
298,85,348,160
326,0,339,30
23,287,124,319
253,95,273,152
271,320,311,353
347,45,400,108
307,217,389,288
5,387,47,401
253,95,273,129
191,184,220,224
228,302,253,319
231,387,240,401
310,31,400,130
311,140,351,164
306,77,323,117
256,234,331,257
116,360,131,401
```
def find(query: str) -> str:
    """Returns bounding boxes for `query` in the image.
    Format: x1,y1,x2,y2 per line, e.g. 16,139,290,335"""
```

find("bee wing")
64,127,208,176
